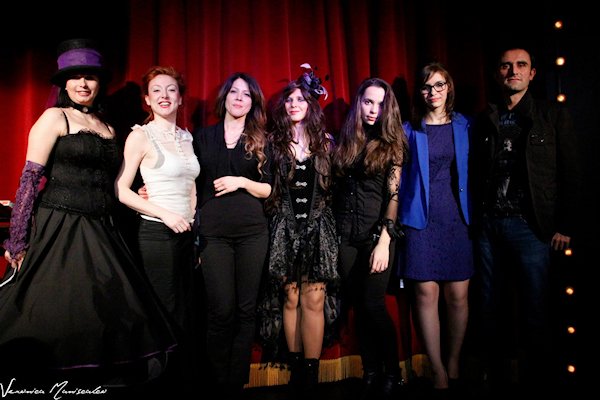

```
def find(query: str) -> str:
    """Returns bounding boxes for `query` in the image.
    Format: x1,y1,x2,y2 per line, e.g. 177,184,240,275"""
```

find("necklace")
224,123,244,146
292,139,309,159
225,134,242,146
165,128,181,141
72,103,95,114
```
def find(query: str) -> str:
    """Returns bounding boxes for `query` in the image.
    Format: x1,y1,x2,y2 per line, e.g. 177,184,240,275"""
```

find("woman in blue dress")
397,62,473,392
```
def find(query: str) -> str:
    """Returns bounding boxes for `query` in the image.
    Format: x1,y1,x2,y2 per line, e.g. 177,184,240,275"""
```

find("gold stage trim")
246,354,428,388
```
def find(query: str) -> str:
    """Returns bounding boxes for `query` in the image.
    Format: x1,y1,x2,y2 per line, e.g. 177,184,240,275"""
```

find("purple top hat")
50,38,108,85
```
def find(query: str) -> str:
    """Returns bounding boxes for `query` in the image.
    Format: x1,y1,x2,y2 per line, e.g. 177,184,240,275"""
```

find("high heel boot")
304,358,320,395
287,352,304,392
360,369,380,400
381,370,404,398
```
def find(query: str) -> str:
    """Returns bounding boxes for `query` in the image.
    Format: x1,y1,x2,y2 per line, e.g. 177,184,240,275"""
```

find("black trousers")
338,238,400,375
138,218,196,332
137,218,197,394
199,230,269,388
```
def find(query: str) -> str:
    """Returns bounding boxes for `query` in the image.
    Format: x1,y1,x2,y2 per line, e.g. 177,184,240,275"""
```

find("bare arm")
26,108,66,165
115,129,191,233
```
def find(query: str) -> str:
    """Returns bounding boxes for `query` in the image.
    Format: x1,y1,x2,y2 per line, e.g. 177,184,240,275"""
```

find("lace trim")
68,129,115,141
132,122,193,143
2,161,45,260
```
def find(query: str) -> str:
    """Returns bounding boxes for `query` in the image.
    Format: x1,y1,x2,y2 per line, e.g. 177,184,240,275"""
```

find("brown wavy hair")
333,77,407,174
214,72,268,175
266,79,333,212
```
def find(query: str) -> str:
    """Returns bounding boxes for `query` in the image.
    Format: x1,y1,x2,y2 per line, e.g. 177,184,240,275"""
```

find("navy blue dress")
400,124,473,281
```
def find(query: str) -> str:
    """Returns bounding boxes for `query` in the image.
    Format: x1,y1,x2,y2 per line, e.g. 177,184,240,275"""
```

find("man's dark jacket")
471,90,581,241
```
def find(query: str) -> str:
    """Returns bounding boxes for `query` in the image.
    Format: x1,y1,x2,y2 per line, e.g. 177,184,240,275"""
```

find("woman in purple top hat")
0,38,177,388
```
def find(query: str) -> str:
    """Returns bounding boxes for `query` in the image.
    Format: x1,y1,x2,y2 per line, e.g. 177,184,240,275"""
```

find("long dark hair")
333,77,407,175
214,72,268,175
266,79,333,213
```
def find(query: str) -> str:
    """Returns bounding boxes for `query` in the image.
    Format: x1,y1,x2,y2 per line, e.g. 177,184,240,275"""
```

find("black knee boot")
287,352,304,391
304,358,320,393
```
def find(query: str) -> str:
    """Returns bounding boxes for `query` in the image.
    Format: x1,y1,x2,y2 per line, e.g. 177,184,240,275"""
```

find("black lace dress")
0,132,177,384
257,157,339,360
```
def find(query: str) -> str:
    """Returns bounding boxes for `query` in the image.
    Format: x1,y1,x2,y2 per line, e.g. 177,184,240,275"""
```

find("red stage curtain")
1,0,494,386
1,0,490,200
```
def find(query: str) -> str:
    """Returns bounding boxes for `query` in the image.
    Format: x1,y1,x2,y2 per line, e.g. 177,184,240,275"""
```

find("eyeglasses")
420,81,447,94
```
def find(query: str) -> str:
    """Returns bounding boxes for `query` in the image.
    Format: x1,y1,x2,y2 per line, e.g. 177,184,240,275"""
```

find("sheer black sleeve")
380,163,403,239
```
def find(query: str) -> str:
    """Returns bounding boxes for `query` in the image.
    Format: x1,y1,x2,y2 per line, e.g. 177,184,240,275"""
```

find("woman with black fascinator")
258,64,339,396
0,39,177,388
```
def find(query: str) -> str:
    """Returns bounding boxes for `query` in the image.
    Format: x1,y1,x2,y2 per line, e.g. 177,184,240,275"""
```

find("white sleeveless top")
137,121,200,223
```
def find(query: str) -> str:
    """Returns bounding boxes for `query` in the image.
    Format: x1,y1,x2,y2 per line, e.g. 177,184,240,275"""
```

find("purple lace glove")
3,160,45,262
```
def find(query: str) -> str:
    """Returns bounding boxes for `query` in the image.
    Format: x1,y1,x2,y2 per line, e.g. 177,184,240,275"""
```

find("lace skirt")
257,205,340,361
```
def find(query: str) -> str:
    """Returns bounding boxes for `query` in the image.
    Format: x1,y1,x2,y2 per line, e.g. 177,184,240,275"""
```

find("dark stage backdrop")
0,0,596,387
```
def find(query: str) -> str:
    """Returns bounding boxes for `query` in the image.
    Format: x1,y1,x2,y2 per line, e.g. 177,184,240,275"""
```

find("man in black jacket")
472,46,580,396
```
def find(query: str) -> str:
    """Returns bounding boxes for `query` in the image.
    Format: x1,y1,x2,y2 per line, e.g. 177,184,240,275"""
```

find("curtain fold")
0,2,488,385
2,0,491,199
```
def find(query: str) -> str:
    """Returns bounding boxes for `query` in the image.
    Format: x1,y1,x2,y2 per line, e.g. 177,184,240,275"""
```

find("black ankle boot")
287,352,304,391
360,370,379,400
304,358,320,393
381,372,404,398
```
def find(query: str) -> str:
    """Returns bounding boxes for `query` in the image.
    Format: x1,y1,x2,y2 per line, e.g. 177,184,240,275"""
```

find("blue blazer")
398,113,471,229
